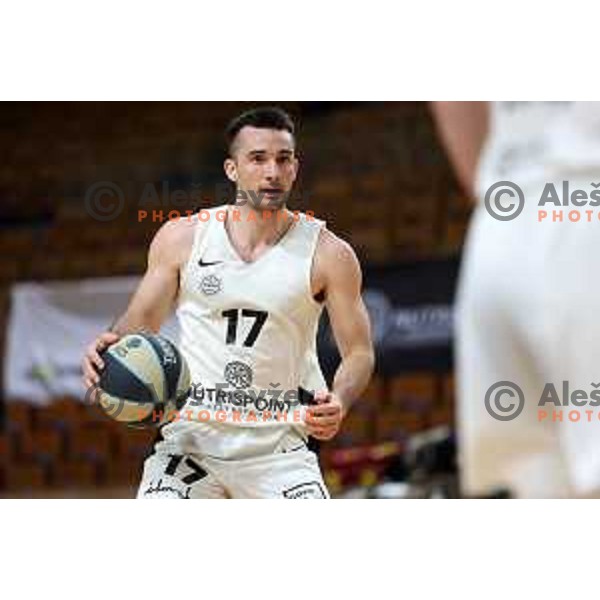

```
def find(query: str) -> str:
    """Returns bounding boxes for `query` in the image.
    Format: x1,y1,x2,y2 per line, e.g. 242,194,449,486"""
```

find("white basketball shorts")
136,425,329,499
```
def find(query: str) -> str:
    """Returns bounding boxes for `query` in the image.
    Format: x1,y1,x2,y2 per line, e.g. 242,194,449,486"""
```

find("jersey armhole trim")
179,214,212,288
306,221,327,310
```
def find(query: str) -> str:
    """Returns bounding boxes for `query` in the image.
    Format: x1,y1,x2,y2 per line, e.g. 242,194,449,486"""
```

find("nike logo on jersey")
198,258,224,267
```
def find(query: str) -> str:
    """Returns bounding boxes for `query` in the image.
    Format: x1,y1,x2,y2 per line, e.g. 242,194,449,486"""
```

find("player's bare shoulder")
317,228,359,262
148,216,201,270
312,227,362,294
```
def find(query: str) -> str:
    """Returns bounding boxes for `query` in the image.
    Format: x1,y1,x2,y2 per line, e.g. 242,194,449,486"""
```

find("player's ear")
224,157,237,183
290,155,300,182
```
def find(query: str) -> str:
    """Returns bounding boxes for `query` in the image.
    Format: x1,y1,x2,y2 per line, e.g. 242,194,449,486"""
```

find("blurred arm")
429,101,489,200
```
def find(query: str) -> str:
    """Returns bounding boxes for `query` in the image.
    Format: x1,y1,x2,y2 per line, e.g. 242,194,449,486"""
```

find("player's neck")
226,203,293,250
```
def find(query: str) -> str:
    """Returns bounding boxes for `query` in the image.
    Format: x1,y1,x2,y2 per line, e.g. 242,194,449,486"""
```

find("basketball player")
82,107,375,499
431,101,600,498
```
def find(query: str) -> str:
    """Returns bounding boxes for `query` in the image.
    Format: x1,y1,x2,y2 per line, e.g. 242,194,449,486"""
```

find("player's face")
225,126,299,211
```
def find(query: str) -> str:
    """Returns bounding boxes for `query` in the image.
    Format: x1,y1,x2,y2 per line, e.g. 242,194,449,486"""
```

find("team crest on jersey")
199,274,223,296
224,361,253,389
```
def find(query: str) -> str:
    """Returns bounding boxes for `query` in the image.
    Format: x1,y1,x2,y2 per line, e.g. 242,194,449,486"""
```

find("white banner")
4,277,178,405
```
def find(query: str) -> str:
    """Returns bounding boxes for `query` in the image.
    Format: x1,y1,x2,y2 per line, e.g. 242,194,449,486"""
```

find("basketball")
97,333,191,426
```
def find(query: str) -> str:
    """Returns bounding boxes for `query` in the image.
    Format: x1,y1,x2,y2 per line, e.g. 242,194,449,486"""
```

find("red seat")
69,427,112,464
105,457,145,487
6,402,34,436
4,463,47,491
113,426,155,462
28,429,64,464
51,461,99,488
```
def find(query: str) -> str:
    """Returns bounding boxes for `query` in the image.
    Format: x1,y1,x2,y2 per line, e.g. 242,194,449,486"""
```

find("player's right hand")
81,331,120,395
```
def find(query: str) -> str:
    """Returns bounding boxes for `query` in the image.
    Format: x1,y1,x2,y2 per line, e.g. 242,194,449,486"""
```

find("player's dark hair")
225,107,295,155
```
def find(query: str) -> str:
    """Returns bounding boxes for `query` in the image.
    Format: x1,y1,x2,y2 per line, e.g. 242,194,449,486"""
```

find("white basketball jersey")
476,101,600,197
163,206,327,459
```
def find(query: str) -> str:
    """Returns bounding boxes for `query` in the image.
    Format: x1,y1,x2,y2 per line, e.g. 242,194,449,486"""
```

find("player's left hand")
306,391,347,440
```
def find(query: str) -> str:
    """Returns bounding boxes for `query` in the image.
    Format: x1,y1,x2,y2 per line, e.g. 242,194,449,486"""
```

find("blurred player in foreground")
432,101,600,498
82,106,374,498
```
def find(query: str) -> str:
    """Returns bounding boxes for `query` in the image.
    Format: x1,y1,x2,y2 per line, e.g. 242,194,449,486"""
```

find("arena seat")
69,427,112,464
25,429,65,465
51,461,98,488
0,435,10,466
4,463,47,490
105,458,144,487
6,402,34,437
34,396,83,432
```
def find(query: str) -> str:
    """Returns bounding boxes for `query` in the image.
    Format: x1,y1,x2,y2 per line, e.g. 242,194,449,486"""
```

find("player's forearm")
108,310,161,336
109,276,176,336
332,348,375,412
